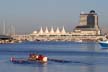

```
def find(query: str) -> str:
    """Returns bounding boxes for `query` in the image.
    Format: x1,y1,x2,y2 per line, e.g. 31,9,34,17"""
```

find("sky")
0,0,108,34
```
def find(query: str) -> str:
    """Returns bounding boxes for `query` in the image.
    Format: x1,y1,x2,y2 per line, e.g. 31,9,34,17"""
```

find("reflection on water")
0,42,108,72
85,43,95,72
34,63,48,72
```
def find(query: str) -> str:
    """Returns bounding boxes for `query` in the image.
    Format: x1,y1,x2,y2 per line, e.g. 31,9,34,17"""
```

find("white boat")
99,40,108,48
75,39,83,43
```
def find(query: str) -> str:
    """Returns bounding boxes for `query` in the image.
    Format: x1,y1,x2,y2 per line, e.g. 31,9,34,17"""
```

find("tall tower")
80,12,87,26
79,10,99,30
74,10,101,35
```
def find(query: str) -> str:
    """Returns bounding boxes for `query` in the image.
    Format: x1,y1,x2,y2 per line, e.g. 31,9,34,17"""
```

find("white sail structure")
32,26,67,36
61,26,66,34
45,27,49,34
55,27,60,34
50,27,55,34
38,27,44,35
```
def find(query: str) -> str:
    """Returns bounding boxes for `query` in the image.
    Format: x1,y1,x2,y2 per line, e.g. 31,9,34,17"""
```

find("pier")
12,34,105,42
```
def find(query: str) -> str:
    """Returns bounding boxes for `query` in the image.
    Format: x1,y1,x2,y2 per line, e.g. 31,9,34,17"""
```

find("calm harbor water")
0,41,108,72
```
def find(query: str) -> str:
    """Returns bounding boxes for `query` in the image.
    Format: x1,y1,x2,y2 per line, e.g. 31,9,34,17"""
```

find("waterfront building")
31,26,67,36
14,10,103,42
0,35,13,43
31,10,101,36
73,10,101,35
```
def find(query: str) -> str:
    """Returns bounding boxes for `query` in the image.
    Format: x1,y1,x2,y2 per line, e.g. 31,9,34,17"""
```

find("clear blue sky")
0,0,108,34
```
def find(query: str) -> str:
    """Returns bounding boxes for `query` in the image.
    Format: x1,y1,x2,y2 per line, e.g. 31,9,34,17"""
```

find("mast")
12,24,15,35
11,24,16,36
3,19,6,35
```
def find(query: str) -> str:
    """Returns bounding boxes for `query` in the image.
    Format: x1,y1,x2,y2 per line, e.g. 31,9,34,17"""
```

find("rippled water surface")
0,41,108,72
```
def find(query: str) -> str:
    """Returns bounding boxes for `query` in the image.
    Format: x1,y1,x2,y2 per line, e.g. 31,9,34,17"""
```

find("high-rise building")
80,10,99,29
74,10,101,35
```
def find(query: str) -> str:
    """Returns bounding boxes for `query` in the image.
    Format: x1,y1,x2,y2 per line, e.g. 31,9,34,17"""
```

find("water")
0,41,108,72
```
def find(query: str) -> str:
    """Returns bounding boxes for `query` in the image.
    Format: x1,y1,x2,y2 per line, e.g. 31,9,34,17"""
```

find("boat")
10,54,48,64
10,57,36,64
99,40,108,48
75,40,83,43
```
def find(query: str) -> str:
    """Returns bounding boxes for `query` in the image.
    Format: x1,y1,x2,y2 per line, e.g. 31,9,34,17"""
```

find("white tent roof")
38,27,44,34
61,26,66,34
50,27,55,34
55,27,60,34
45,27,49,34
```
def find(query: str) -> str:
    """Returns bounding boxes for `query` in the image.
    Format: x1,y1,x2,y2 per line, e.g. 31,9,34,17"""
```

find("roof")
74,26,97,31
0,35,12,40
76,25,91,28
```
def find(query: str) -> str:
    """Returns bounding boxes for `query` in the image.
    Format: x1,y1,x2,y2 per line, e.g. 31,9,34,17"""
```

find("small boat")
10,54,48,64
99,40,108,48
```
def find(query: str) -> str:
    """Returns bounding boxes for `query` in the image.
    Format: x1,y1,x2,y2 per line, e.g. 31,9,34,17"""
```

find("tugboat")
10,54,48,64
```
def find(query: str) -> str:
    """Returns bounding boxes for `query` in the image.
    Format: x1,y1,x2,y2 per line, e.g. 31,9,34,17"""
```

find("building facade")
31,26,67,36
73,10,101,35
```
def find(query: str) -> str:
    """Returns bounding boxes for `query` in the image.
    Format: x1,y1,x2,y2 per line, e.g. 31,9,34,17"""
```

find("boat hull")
11,58,46,64
99,41,108,48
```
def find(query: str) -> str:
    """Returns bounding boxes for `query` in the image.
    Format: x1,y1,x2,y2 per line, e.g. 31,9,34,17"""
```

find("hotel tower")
73,10,101,35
